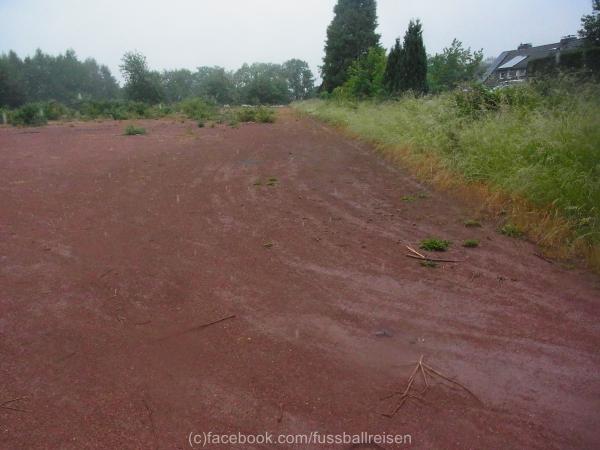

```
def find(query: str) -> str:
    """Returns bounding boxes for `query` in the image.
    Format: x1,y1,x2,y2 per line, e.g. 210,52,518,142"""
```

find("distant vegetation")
0,47,314,126
0,48,315,112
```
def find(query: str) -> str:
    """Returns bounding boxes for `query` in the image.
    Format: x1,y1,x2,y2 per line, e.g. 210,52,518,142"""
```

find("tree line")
0,49,119,108
320,0,483,99
0,49,315,108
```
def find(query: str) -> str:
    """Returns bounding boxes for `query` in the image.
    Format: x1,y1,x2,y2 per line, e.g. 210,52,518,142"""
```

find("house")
482,36,585,87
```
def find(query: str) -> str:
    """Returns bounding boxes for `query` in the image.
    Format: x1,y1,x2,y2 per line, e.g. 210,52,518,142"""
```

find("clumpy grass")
420,238,451,252
463,239,480,248
124,124,146,135
501,223,524,238
293,81,600,271
235,106,276,123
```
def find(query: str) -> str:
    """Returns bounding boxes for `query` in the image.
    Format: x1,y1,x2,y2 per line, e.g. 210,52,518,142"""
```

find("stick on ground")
405,254,462,263
153,314,236,342
382,355,481,417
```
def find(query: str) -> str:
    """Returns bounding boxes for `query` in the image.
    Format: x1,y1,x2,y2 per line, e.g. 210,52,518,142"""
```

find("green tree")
282,59,315,100
336,46,386,99
120,51,163,104
0,51,26,107
195,66,236,104
234,63,290,105
400,20,428,94
383,38,404,95
321,0,380,92
161,69,196,103
579,0,600,46
427,39,483,93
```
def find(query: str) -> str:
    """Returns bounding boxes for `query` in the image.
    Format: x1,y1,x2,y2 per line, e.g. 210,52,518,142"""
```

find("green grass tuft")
124,124,146,135
420,238,451,252
463,239,480,248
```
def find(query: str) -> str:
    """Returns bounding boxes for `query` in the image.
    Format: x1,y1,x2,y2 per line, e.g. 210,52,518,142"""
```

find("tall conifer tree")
400,20,428,94
383,38,404,95
321,0,380,92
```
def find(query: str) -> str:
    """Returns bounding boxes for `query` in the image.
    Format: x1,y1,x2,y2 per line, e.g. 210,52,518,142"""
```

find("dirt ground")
1,112,599,449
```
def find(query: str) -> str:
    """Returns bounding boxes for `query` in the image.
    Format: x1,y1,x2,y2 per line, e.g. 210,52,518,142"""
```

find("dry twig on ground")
405,246,462,263
382,355,480,418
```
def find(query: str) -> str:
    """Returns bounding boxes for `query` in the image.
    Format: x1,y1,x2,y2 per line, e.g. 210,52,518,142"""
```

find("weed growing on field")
463,239,480,248
401,195,416,202
501,223,523,238
124,125,146,135
420,238,451,252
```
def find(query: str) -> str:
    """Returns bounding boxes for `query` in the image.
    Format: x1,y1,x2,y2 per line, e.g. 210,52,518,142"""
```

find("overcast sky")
0,0,592,82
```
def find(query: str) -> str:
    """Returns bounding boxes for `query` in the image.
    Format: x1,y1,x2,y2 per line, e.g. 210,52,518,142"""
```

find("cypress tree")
383,38,404,95
321,0,380,92
400,20,428,94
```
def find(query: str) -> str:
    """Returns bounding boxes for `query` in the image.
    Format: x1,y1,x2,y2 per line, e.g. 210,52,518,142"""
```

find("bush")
256,106,276,123
235,107,257,122
43,101,71,120
10,103,47,126
179,98,216,120
75,100,171,120
233,106,276,123
124,124,146,135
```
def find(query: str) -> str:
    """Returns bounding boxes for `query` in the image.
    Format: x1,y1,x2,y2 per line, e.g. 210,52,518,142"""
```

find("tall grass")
294,82,600,270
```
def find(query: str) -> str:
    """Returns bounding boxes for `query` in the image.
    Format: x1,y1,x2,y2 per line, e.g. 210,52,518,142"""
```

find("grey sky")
0,0,592,82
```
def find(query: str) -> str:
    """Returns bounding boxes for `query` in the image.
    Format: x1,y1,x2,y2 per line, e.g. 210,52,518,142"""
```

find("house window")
499,71,506,79
516,69,526,78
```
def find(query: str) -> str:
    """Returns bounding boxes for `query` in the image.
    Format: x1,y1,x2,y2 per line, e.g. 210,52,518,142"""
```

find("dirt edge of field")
291,106,600,274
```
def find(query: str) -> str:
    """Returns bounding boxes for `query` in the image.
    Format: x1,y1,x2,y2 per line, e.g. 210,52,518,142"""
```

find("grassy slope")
294,87,600,270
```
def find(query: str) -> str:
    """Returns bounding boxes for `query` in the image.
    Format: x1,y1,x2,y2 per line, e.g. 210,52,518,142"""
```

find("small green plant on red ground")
420,238,451,252
463,239,480,248
124,124,146,135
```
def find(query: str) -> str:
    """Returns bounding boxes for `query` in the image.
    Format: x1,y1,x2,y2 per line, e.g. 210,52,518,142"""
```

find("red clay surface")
1,112,600,450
